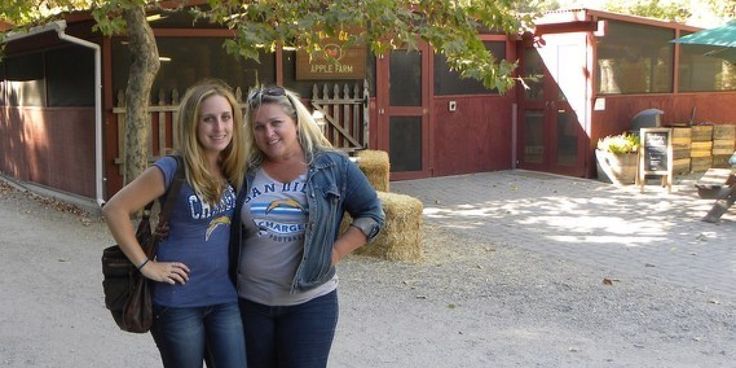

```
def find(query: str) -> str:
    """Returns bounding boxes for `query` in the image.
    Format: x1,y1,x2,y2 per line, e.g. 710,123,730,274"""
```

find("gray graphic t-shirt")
237,168,337,306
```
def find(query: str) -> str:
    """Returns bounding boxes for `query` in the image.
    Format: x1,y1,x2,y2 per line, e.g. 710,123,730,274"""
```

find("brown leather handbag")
101,156,184,333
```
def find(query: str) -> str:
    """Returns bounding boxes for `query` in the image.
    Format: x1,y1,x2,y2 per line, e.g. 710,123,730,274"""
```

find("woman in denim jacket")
230,85,384,368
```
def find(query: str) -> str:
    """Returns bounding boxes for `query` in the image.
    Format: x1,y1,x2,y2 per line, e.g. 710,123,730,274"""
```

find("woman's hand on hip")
331,248,342,266
140,261,190,285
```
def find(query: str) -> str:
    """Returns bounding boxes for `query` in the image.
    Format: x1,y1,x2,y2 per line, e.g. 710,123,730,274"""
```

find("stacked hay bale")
690,125,713,173
711,124,736,168
357,192,422,261
340,150,423,262
355,149,390,192
342,192,423,262
671,127,692,175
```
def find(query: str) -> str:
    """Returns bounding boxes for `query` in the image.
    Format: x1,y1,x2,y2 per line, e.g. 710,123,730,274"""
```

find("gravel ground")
1,179,734,368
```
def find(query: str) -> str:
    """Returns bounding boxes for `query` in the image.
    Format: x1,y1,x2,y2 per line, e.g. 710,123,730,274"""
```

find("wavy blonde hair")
243,86,333,169
176,79,246,205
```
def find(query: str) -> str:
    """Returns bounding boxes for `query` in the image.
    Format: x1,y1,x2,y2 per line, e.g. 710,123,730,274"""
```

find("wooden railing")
310,80,369,152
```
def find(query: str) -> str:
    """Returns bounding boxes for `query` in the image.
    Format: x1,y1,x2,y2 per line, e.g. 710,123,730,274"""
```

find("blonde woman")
231,86,384,368
103,80,247,368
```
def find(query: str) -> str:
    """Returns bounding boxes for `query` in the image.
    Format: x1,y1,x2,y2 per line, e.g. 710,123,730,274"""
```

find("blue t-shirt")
151,156,237,307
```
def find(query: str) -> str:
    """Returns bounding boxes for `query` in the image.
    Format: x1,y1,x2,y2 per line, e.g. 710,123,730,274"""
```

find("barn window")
596,20,674,94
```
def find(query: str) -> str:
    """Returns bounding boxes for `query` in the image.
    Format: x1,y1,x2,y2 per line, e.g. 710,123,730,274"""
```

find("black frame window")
596,20,674,94
434,41,506,96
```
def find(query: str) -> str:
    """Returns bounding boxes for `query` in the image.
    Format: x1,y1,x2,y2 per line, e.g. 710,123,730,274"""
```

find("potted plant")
595,133,640,185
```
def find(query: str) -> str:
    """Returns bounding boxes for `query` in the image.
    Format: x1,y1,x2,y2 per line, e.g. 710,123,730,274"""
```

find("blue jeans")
151,302,246,368
239,290,338,368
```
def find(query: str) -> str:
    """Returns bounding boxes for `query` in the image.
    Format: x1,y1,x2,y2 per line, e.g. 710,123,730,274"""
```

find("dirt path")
1,180,734,367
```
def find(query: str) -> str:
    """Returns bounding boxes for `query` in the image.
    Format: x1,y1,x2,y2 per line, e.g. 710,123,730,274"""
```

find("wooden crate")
672,127,692,138
690,151,712,158
713,139,734,153
691,141,713,150
673,146,691,160
713,124,736,140
713,147,735,155
710,125,735,162
691,156,713,172
672,128,692,163
673,157,691,175
713,155,733,168
690,140,713,158
691,125,713,141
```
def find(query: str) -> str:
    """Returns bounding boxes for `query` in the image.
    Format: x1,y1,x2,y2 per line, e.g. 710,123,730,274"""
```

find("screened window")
523,48,544,101
46,45,95,106
434,41,506,95
596,20,674,94
112,37,275,104
390,50,422,106
389,116,422,172
4,52,45,106
678,33,736,92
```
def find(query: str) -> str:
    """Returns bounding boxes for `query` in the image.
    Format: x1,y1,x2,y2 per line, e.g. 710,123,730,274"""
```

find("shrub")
597,133,639,154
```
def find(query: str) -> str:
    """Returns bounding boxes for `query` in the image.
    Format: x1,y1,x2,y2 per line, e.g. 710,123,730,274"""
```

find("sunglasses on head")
246,86,287,107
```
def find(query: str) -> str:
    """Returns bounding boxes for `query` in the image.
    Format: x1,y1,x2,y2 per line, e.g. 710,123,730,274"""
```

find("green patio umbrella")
672,20,736,62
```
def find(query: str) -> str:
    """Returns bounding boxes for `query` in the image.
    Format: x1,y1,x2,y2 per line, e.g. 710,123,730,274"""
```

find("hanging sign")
295,30,367,80
638,128,673,193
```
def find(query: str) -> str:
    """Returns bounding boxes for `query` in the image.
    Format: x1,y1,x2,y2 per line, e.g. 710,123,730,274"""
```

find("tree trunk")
123,6,160,184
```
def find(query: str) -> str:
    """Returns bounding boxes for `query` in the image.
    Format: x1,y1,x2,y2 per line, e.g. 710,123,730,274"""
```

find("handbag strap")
140,155,186,258
157,155,185,227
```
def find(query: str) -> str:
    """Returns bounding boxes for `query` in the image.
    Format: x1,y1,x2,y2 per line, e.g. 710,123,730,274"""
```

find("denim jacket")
229,150,384,293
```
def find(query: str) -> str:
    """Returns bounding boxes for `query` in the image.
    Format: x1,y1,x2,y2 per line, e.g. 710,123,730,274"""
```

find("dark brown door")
518,37,588,177
375,45,430,180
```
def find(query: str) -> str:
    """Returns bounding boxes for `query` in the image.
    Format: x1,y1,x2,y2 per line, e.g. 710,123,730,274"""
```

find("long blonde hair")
176,79,246,204
243,86,333,169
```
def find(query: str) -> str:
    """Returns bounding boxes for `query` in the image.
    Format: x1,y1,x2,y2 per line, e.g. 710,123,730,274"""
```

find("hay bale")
355,150,390,192
348,191,423,262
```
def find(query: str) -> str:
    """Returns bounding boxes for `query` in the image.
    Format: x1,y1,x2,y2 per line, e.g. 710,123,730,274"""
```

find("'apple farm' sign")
296,30,367,80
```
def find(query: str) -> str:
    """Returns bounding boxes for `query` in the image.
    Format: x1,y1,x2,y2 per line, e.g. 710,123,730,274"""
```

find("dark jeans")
151,302,247,368
239,290,338,368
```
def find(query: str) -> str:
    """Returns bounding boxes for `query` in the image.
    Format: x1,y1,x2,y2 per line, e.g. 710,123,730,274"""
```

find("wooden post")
363,79,369,149
158,89,166,157
172,88,180,149
116,90,126,179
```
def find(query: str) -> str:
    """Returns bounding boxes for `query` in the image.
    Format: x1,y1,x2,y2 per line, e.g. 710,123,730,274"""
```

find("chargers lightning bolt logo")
266,198,306,214
205,216,231,241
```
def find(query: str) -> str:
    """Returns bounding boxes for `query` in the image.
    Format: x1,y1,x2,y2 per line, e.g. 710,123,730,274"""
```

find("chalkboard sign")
638,128,673,193
644,131,669,172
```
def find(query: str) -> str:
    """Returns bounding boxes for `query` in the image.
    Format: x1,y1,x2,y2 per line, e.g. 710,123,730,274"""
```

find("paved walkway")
392,170,736,296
